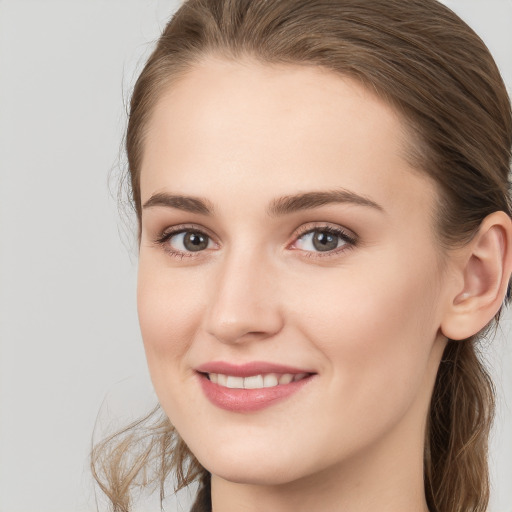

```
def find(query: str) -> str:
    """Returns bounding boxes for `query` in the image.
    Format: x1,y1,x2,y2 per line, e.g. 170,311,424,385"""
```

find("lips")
196,360,315,376
195,361,316,412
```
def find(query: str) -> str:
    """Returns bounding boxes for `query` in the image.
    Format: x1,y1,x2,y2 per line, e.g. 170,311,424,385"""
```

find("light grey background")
0,1,511,511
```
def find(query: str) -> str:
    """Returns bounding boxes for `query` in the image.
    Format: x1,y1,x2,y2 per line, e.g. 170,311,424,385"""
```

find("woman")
92,1,512,511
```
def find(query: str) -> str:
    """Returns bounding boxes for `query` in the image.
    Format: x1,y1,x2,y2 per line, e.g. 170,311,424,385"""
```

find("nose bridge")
204,243,283,344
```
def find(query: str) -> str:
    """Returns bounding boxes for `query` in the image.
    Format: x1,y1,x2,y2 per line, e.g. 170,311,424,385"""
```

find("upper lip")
195,361,315,377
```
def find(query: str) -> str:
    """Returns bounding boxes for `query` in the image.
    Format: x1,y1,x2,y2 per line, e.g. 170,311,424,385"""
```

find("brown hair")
92,1,512,511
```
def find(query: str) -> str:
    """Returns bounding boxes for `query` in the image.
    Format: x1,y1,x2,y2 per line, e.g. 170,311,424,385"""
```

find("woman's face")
138,58,450,487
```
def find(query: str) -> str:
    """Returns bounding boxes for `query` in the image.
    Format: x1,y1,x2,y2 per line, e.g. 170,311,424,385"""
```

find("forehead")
140,57,436,220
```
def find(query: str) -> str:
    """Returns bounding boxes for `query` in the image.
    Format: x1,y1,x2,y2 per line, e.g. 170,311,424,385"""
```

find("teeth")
279,373,294,385
244,375,264,389
226,376,244,388
263,374,279,387
207,372,308,389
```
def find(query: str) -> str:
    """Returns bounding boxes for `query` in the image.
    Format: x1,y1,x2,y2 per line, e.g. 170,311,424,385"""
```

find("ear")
441,211,512,341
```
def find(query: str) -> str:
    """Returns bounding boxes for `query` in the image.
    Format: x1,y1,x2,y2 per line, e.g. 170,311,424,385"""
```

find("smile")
196,361,316,412
206,372,309,389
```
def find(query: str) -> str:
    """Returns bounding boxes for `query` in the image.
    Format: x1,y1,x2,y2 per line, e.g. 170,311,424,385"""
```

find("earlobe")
441,211,512,341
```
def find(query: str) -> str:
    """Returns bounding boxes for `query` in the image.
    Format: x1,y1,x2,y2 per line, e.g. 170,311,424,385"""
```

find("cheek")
136,258,205,380
289,250,442,413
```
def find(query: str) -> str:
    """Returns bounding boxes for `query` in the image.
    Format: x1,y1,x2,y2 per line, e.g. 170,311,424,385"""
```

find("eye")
292,226,356,255
156,228,215,256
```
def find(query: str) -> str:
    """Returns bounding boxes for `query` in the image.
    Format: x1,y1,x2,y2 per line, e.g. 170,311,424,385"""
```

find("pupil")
313,232,338,251
184,232,208,251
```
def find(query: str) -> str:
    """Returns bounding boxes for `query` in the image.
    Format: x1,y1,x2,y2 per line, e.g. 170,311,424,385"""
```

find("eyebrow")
142,192,215,215
142,189,384,216
267,189,384,216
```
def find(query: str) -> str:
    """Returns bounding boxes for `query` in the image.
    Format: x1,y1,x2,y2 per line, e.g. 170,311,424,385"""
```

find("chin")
203,457,300,486
192,437,329,487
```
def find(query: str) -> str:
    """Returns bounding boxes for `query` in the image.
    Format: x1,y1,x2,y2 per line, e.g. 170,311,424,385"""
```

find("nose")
203,248,284,345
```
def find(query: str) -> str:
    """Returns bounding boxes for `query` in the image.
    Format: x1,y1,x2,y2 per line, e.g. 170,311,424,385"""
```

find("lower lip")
198,373,314,412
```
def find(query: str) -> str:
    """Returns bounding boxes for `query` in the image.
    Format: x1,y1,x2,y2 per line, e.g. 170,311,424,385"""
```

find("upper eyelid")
157,222,356,240
292,223,357,242
159,223,217,240
295,223,353,235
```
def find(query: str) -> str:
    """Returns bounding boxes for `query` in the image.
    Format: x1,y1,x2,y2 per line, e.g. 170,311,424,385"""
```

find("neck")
211,430,430,512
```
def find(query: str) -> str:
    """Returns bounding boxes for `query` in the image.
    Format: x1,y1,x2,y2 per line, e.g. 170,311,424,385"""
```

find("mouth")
203,372,310,389
195,361,316,412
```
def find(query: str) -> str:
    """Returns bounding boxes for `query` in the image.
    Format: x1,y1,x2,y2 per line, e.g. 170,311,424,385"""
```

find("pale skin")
137,57,512,512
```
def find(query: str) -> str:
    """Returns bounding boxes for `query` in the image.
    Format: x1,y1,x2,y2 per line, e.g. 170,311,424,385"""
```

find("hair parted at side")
92,1,512,511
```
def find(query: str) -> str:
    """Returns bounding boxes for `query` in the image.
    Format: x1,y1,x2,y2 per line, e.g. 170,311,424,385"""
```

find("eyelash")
292,225,357,258
154,223,358,260
154,224,214,260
